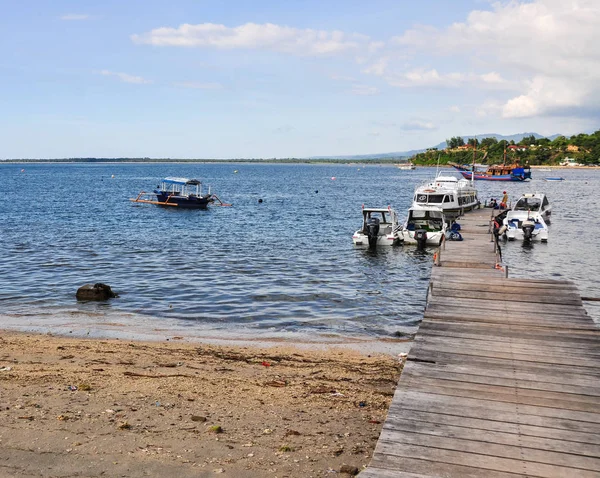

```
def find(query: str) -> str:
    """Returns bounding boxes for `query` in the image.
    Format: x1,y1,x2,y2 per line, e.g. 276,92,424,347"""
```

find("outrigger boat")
412,170,479,220
455,163,531,181
452,144,532,181
130,177,231,209
352,206,402,248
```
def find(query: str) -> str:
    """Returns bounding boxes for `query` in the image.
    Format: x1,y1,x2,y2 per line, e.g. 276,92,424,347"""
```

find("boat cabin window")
542,196,549,207
515,198,541,211
416,194,444,203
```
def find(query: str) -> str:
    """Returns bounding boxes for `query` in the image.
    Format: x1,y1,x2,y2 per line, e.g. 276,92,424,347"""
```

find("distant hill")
310,132,561,160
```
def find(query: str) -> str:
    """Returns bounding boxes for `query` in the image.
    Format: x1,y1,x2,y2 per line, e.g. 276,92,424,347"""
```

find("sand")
0,331,403,477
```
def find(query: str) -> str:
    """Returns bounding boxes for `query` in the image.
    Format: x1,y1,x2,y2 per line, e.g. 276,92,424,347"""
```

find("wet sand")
0,331,403,477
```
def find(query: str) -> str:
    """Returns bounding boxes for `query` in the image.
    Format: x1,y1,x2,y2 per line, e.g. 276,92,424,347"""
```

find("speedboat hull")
352,231,400,247
505,213,548,242
353,206,401,248
399,230,444,246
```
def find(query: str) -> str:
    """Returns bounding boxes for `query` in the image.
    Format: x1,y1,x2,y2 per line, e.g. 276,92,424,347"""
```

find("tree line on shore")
412,131,600,166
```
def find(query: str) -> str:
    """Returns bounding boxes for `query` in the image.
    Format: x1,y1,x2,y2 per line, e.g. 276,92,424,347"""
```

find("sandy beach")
0,331,403,477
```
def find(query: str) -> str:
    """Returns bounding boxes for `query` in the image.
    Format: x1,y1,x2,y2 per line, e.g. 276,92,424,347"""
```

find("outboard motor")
522,219,535,242
414,229,428,251
366,217,380,248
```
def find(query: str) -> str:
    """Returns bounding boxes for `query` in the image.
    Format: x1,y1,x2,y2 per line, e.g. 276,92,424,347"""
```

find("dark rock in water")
76,283,117,301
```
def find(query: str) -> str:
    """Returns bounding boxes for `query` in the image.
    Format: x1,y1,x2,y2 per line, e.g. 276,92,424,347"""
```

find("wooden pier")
362,208,600,477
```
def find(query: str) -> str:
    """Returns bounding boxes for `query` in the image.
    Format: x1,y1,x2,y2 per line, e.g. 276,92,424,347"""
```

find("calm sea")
1,163,598,344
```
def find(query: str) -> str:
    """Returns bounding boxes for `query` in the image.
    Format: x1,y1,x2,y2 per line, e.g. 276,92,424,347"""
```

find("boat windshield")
515,198,541,211
409,210,443,220
364,211,391,224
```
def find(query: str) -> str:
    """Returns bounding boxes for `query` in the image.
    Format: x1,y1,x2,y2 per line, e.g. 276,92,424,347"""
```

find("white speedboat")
412,171,479,220
511,192,551,222
398,205,448,247
397,162,416,170
504,211,549,243
352,206,401,247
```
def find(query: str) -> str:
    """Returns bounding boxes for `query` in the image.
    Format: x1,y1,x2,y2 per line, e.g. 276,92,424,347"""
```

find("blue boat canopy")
161,177,202,186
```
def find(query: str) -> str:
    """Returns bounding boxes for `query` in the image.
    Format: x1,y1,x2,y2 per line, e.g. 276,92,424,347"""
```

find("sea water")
0,163,598,344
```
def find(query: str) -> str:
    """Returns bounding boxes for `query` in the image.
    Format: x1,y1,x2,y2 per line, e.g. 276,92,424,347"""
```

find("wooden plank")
416,321,600,347
367,455,524,478
413,335,600,361
426,296,589,315
407,349,600,377
403,362,600,395
389,389,600,426
414,332,600,357
358,469,437,478
377,429,600,470
398,375,600,412
431,277,580,291
384,408,600,445
430,288,583,306
372,442,599,478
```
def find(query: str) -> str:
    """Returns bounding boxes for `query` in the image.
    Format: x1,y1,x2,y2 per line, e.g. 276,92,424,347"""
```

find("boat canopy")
161,177,202,186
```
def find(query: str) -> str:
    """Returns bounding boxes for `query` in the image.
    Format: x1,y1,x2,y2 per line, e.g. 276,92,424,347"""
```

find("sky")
1,0,599,159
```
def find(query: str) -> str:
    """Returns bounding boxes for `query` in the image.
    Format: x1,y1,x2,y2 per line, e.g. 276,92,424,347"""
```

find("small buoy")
258,198,263,203
331,177,336,180
234,170,238,173
111,174,115,178
21,169,25,172
315,190,318,193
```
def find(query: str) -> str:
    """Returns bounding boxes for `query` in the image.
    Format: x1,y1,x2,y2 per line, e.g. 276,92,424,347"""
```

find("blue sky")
1,0,598,159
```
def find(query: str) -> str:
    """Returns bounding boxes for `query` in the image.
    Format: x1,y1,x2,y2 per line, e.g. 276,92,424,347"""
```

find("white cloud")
330,74,356,82
388,0,600,118
361,57,389,76
173,81,223,90
449,105,461,113
350,84,379,96
60,14,90,21
132,22,374,57
402,120,437,131
383,68,509,89
99,70,152,84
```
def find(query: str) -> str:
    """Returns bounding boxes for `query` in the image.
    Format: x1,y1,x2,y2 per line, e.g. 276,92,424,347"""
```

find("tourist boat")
352,206,402,247
130,177,230,209
412,171,479,220
397,162,416,170
398,205,448,246
455,163,532,181
511,192,551,222
504,211,549,243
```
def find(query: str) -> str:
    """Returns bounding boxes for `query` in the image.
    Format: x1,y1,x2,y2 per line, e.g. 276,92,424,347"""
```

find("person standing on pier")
501,191,509,209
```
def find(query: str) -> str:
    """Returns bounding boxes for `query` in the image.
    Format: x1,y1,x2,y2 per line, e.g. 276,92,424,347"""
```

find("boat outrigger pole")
471,143,476,184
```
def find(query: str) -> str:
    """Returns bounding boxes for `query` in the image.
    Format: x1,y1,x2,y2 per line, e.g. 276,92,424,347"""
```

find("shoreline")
0,330,404,477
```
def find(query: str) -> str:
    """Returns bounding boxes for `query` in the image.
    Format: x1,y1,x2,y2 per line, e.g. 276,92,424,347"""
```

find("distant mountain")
310,132,561,160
